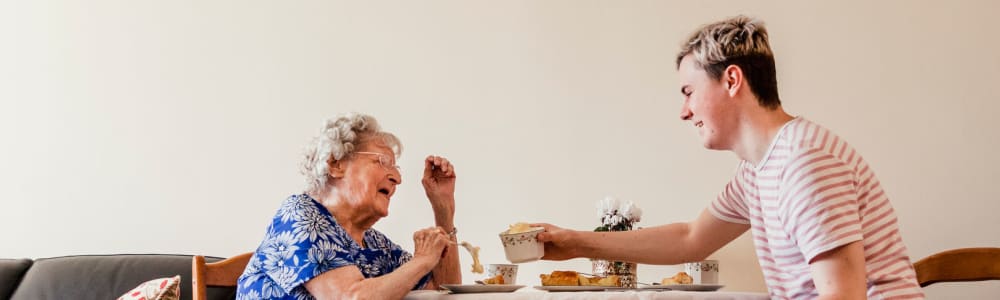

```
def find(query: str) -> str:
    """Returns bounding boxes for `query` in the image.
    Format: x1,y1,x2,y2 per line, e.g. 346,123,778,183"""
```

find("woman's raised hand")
422,155,456,218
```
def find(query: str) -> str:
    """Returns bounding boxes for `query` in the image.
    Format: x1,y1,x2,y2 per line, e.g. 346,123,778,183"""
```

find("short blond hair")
677,15,781,108
300,113,401,195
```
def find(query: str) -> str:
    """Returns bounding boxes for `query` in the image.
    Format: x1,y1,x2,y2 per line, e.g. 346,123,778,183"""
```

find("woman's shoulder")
271,194,343,236
275,194,325,218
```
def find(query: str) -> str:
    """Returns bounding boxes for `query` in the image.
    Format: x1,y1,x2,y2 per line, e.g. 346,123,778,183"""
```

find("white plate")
440,284,525,293
640,284,725,291
533,285,615,292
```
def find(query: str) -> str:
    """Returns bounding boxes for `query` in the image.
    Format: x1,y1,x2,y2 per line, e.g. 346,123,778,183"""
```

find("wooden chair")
192,252,253,300
913,247,1000,287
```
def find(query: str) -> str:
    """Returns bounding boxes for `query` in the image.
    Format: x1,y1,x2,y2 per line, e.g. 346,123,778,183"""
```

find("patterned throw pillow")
117,275,181,300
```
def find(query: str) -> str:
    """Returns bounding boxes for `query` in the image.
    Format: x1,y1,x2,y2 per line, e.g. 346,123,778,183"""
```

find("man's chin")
702,140,726,151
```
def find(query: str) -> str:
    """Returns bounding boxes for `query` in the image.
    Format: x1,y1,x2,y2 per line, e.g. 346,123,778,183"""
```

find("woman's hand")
532,223,580,261
422,155,456,219
412,227,451,268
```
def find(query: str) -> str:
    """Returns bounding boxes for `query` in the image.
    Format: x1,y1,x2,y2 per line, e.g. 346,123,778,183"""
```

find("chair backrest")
913,247,1000,287
192,253,253,300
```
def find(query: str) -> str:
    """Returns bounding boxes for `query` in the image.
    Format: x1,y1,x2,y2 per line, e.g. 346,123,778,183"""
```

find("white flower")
596,196,642,229
619,201,643,223
630,206,642,223
597,196,620,218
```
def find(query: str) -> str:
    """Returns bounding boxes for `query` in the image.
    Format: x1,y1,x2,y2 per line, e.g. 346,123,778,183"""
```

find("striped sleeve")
709,163,751,224
779,149,863,263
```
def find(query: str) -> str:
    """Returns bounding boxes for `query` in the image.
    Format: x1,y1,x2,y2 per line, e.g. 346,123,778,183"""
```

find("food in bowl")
506,222,541,234
661,271,693,285
498,222,545,263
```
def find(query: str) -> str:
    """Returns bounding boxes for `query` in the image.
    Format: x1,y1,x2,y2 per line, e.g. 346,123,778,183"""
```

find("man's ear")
724,65,743,97
327,158,346,179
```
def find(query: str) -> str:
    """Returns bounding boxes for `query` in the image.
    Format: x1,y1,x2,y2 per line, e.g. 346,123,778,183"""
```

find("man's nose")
680,105,693,121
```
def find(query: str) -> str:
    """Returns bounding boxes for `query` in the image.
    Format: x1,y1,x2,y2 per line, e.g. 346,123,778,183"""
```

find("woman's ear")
327,158,346,179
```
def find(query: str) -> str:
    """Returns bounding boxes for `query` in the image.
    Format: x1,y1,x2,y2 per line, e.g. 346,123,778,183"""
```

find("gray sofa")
0,254,237,300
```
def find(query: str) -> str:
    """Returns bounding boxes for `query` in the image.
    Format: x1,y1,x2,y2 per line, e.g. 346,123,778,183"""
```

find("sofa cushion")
117,275,181,300
10,254,235,300
0,259,32,300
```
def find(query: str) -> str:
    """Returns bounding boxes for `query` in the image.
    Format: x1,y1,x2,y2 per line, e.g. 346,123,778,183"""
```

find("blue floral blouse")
236,194,431,300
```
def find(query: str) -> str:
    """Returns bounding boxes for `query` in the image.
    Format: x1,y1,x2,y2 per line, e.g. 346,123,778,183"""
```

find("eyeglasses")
354,151,400,171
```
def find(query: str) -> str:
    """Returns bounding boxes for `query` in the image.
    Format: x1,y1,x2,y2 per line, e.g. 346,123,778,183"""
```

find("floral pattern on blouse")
236,194,431,300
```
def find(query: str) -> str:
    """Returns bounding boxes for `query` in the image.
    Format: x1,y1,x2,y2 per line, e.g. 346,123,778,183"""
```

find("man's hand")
532,223,580,261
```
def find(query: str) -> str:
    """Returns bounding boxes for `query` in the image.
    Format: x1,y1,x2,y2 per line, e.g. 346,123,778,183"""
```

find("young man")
534,16,924,299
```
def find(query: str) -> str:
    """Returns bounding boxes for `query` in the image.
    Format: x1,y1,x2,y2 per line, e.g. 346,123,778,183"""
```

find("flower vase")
591,259,637,288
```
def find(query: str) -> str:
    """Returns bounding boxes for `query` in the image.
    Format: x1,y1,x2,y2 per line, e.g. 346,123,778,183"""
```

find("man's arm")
536,208,749,264
809,241,868,300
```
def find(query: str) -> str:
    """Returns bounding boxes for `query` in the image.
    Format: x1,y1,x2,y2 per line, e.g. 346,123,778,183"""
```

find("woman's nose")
388,170,401,185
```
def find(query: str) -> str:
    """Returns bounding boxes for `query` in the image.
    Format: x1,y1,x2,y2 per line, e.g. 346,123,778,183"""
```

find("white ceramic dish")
440,284,525,293
640,284,725,291
498,227,545,263
533,285,614,292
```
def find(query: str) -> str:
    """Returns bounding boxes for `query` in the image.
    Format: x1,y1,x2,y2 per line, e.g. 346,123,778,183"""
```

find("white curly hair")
301,113,402,195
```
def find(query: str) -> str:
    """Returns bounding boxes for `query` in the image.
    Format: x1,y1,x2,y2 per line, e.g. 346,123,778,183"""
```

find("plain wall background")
2,0,998,298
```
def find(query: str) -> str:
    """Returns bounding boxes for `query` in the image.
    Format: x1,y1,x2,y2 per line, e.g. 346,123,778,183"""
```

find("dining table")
405,288,769,300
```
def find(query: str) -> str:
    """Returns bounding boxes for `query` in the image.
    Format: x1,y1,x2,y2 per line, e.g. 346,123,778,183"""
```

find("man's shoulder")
781,118,853,159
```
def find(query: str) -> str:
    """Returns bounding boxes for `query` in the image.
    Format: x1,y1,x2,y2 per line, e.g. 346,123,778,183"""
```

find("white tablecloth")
405,289,769,300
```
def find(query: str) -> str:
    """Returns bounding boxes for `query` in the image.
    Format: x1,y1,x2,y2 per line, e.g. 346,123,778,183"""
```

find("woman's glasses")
354,152,400,171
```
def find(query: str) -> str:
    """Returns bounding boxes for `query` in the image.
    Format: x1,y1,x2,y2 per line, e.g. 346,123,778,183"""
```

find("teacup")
684,260,719,284
487,264,518,284
498,227,545,263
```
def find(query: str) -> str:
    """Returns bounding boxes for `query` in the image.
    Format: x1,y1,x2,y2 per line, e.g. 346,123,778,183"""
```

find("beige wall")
2,0,998,298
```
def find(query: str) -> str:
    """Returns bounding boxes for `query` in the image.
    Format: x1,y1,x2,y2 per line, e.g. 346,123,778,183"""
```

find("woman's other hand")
532,223,580,261
412,227,450,267
422,155,456,218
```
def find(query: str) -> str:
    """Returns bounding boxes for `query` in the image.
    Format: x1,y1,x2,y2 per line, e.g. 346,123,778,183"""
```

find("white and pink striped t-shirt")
710,117,923,299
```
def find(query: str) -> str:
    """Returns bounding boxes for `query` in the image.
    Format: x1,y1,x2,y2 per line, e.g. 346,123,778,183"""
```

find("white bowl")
498,228,545,263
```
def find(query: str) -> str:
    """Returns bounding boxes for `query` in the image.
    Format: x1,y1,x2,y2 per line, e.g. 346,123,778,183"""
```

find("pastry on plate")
481,274,504,285
661,271,693,285
539,271,581,286
579,274,620,286
540,271,620,286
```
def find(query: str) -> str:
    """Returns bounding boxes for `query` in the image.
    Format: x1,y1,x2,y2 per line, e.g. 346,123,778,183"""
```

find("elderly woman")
237,113,461,300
